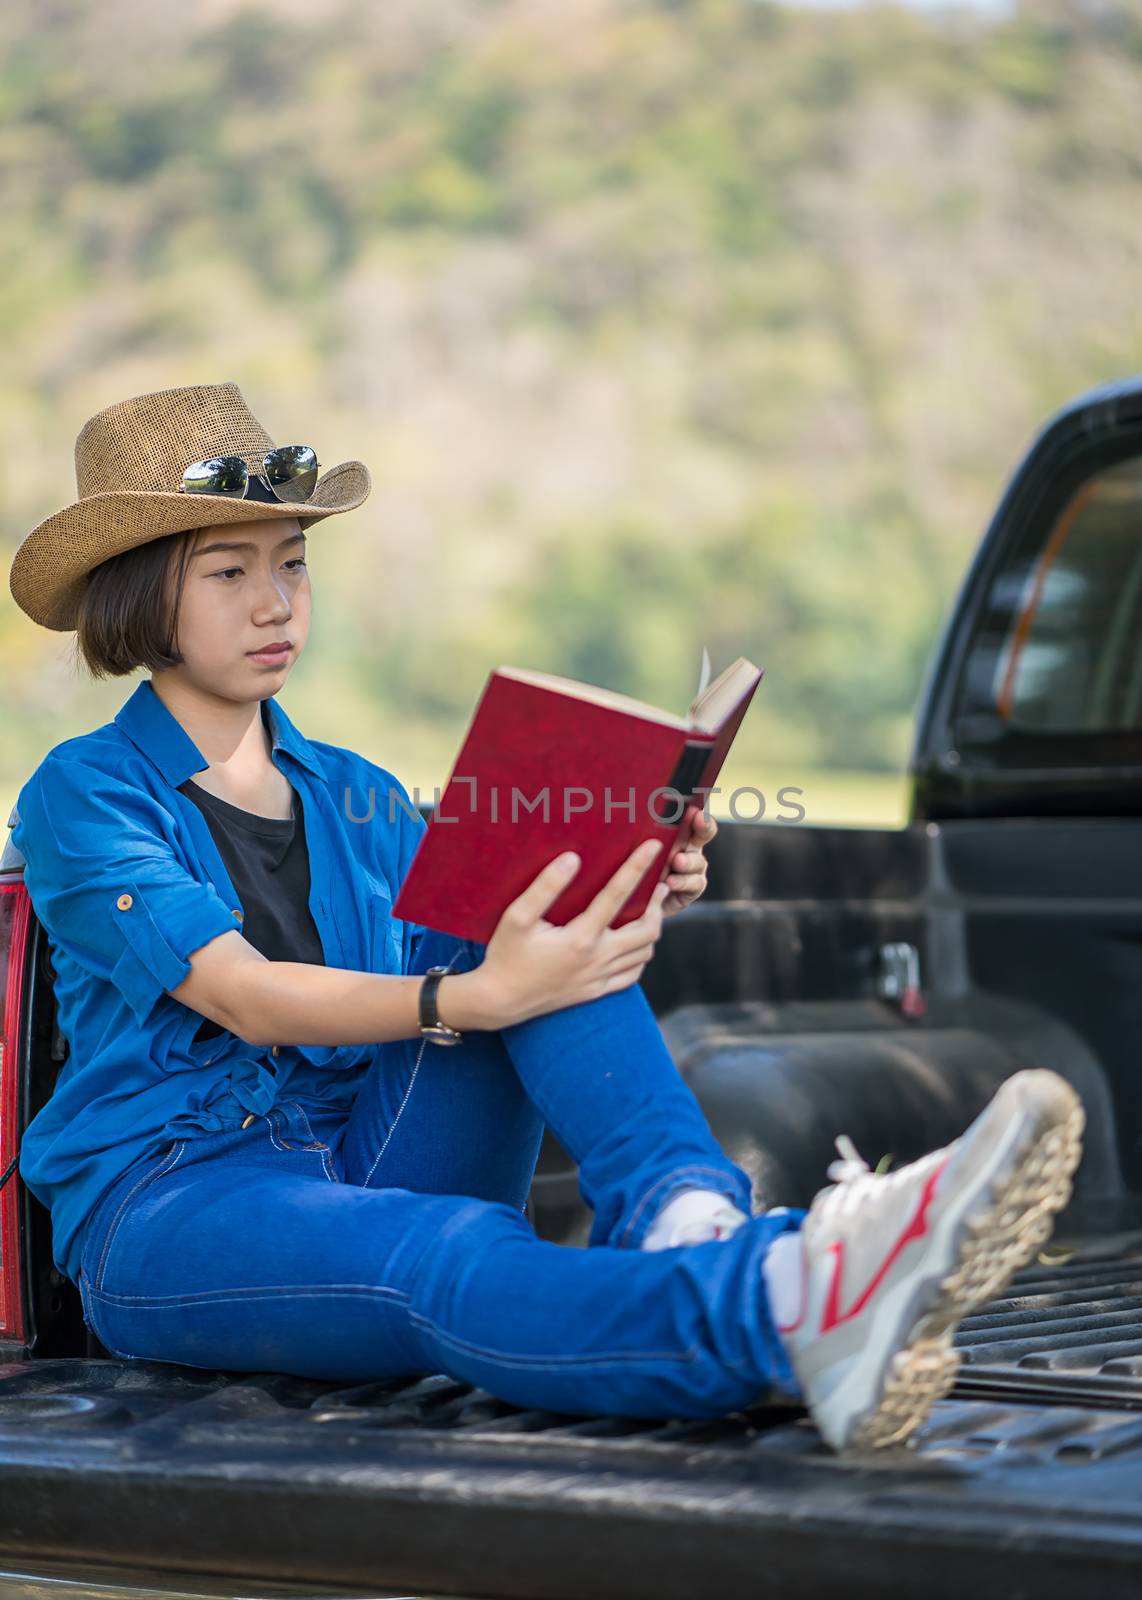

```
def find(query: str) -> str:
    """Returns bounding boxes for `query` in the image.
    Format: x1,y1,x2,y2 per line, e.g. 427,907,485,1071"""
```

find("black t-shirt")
177,735,325,1043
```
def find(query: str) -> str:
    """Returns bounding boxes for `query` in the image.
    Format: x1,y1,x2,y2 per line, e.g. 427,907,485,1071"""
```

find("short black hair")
73,528,200,679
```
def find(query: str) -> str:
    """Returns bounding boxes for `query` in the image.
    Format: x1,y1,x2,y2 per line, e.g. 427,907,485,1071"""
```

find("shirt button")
232,908,243,921
241,1113,256,1129
271,1045,280,1057
116,893,133,910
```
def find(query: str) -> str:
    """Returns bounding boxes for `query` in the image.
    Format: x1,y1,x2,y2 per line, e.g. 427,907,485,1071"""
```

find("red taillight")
0,879,31,1343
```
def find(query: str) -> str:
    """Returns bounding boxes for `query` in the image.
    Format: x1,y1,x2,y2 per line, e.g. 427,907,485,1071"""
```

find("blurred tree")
2,0,1140,816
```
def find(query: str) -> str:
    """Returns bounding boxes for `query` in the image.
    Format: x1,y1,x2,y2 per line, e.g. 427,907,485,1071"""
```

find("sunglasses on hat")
177,444,320,505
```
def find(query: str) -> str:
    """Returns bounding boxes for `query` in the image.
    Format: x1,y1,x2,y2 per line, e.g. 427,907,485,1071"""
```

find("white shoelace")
825,1133,871,1185
817,1133,950,1224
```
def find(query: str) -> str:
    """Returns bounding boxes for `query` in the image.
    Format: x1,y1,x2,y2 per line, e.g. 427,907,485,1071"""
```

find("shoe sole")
845,1070,1085,1453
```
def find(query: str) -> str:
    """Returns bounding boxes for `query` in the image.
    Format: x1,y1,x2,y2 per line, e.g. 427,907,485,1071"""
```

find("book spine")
650,738,714,822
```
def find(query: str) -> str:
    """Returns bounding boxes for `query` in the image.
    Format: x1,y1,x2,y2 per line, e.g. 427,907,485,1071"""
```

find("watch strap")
419,966,463,1044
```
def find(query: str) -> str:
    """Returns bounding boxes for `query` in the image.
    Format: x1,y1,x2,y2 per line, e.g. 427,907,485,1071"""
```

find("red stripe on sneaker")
818,1155,951,1334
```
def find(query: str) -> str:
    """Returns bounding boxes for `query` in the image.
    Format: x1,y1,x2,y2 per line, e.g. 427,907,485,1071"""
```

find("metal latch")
878,941,925,1019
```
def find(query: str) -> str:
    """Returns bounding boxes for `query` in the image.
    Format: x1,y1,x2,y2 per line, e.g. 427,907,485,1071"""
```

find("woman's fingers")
596,960,651,995
573,839,666,936
501,849,583,930
599,942,657,979
602,885,667,952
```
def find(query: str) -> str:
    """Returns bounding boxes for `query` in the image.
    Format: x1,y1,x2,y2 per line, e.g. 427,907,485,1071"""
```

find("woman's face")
168,516,311,696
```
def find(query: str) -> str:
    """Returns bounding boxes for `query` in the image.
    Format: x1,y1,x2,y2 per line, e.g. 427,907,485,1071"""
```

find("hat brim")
10,459,371,631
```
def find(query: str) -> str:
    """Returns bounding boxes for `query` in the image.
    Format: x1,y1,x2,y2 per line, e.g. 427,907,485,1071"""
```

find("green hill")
3,0,1139,822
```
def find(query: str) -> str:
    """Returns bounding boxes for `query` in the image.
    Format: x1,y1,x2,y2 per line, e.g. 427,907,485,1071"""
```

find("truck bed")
5,1239,1142,1600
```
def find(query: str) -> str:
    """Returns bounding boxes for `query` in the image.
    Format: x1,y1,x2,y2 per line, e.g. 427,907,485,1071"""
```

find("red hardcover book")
392,654,764,945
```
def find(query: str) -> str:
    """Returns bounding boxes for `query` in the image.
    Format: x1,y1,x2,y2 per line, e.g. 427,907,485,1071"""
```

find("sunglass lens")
262,445,319,503
183,456,249,496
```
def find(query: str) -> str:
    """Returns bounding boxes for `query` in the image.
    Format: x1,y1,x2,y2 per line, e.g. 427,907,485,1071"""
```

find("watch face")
421,1024,463,1046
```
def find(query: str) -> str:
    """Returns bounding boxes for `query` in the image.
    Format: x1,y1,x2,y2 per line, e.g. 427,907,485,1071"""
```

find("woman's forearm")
231,959,505,1048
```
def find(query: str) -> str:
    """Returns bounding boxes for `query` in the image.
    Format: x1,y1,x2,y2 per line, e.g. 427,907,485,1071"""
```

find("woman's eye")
212,560,307,581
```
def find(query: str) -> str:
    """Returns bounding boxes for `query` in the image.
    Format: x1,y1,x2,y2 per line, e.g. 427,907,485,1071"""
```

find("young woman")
6,382,1085,1453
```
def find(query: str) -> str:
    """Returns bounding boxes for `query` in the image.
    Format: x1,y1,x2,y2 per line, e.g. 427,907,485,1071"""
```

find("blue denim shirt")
12,676,429,1284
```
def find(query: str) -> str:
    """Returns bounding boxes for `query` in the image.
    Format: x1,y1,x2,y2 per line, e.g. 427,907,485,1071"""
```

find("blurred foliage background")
3,0,1141,827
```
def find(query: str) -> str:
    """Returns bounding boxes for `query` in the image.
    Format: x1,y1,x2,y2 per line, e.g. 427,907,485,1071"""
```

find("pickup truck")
3,373,1142,1600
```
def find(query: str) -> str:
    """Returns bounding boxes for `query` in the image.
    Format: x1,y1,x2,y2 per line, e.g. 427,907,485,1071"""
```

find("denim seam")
266,1109,294,1154
265,1105,337,1181
92,1140,187,1292
406,1308,701,1368
267,1106,323,1153
88,1282,412,1307
363,1035,427,1186
364,944,464,1187
619,1164,749,1249
289,1100,318,1143
287,1100,340,1183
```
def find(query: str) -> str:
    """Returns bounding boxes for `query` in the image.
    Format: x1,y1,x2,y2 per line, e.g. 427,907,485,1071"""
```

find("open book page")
496,651,759,734
496,665,695,730
695,645,712,703
686,656,761,731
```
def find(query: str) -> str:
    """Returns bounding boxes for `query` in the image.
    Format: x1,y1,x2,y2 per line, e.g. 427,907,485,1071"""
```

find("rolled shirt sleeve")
14,754,241,1025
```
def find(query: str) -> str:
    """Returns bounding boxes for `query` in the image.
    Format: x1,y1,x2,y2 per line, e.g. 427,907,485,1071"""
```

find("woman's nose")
252,567,293,611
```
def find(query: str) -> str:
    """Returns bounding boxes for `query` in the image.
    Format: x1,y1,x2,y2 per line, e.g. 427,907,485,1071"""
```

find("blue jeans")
77,928,806,1419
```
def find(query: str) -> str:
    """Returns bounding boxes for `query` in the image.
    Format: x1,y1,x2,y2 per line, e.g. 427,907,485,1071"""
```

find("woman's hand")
475,838,671,1027
660,804,718,917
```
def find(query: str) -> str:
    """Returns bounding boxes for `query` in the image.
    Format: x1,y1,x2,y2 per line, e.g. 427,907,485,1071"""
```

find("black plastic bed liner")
954,1228,1142,1410
5,1238,1142,1600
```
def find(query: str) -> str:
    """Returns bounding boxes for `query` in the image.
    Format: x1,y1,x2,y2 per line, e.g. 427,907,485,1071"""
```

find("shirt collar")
113,677,325,788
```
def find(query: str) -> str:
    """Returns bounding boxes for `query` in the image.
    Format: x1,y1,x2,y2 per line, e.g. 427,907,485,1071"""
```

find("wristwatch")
418,965,463,1046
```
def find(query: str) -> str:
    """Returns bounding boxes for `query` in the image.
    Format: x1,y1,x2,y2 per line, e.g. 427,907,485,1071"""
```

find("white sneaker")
775,1068,1085,1452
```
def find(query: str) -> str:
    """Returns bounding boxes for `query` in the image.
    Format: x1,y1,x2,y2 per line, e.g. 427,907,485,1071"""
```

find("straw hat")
9,381,371,631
